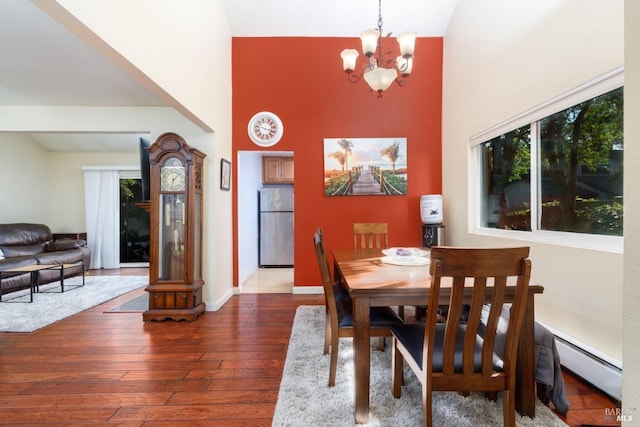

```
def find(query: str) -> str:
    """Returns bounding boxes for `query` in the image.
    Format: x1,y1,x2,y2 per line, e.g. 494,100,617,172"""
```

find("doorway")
119,174,150,266
237,150,294,293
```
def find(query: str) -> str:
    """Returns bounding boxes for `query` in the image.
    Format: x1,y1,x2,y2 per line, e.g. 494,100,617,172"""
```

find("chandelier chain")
375,0,384,68
377,0,383,35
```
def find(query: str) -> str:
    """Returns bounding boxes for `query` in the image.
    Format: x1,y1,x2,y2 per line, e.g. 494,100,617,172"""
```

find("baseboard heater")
541,323,622,402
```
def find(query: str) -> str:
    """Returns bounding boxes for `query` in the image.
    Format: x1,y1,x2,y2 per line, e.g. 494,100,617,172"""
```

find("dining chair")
353,222,388,249
313,227,404,387
390,246,532,427
352,222,406,321
315,227,350,301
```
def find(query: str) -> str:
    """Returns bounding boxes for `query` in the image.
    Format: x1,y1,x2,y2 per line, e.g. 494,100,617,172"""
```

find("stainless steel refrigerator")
259,186,294,267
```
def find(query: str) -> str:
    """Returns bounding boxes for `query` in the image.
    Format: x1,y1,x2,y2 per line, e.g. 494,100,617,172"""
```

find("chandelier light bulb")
396,56,413,77
363,67,397,93
341,49,359,72
360,29,380,57
397,30,417,58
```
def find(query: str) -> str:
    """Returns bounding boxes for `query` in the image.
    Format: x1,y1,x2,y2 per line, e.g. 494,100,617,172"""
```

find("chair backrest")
353,222,388,249
425,246,531,379
313,228,338,312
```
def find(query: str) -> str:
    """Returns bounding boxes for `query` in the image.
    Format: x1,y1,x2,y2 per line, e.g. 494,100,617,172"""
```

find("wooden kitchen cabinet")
262,156,294,184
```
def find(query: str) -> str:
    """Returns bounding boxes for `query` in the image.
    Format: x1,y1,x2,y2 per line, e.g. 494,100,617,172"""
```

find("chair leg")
503,389,516,427
328,333,339,387
422,381,432,427
537,381,549,404
391,339,403,398
415,305,427,321
323,314,330,355
376,337,385,351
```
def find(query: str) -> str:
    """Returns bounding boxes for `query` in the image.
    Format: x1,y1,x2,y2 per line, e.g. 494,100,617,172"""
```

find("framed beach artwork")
323,137,407,196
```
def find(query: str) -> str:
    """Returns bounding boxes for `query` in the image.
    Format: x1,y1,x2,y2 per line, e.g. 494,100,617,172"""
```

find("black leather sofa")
0,223,91,297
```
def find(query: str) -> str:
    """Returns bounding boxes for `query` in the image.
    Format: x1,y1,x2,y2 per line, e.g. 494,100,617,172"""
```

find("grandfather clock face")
160,157,186,192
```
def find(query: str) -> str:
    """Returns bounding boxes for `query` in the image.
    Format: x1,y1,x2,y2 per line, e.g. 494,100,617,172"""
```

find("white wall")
33,0,226,132
443,0,624,365
623,0,640,415
237,151,263,287
0,134,50,224
24,0,234,310
48,151,139,233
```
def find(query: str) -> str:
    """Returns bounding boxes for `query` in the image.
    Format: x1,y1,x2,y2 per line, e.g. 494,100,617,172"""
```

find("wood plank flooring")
0,268,620,426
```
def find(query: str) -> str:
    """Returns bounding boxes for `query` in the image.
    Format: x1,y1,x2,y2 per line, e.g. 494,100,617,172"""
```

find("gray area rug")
0,275,147,332
273,305,568,427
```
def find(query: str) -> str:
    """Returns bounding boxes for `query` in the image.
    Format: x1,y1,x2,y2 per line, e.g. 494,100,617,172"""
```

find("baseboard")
541,323,622,401
292,286,323,295
205,288,234,311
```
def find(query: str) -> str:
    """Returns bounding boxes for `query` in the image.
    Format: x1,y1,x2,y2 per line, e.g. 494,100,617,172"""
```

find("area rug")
272,305,567,427
0,276,147,332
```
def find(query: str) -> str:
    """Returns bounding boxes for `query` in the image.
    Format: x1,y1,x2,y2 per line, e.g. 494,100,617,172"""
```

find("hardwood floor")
559,370,621,426
0,268,620,426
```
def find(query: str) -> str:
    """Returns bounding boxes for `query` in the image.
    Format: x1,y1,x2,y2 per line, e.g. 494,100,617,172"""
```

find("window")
470,69,623,250
539,88,623,235
480,126,532,231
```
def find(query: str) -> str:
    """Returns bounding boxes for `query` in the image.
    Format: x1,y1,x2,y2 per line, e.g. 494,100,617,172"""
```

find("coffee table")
0,264,59,303
1,261,85,302
38,261,86,293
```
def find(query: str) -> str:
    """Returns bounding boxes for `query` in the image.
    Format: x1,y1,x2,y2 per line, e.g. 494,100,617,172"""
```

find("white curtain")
83,169,120,269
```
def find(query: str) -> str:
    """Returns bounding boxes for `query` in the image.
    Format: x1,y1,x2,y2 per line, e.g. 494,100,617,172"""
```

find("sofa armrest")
46,239,87,251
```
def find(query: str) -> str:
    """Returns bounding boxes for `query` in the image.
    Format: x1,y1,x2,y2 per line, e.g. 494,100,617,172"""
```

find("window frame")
468,67,624,253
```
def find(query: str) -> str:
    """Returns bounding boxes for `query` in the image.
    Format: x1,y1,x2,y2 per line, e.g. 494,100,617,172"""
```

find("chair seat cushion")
336,298,403,328
332,281,351,301
392,323,500,372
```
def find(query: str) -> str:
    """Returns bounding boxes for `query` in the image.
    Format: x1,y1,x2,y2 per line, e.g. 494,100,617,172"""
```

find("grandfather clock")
143,133,206,322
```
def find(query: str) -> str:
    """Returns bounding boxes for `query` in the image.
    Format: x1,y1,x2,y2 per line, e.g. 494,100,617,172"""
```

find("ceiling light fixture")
340,0,417,97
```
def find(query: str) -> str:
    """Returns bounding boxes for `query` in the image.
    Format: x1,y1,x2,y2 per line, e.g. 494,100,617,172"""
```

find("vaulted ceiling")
0,0,456,152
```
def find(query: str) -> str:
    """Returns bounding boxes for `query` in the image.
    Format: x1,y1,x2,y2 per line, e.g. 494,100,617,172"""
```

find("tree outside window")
478,87,623,237
539,87,623,235
481,127,531,231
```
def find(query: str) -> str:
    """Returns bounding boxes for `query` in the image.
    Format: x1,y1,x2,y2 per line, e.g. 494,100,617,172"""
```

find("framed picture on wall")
220,158,231,191
323,137,407,196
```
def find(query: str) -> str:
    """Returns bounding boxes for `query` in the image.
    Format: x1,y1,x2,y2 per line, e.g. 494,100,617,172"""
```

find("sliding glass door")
119,175,150,265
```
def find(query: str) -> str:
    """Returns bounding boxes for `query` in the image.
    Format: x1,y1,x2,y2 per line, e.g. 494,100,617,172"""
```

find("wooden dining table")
331,247,544,424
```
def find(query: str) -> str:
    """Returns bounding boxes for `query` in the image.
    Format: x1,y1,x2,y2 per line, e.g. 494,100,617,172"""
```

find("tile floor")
241,267,293,293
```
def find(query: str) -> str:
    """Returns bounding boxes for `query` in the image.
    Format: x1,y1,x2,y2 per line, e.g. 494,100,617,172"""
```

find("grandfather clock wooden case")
143,133,206,322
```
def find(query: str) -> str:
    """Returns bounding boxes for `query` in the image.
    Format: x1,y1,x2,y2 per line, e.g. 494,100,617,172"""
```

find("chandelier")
340,0,417,96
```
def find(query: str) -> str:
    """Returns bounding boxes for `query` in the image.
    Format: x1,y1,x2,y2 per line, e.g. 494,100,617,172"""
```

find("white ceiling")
223,0,457,37
0,0,457,152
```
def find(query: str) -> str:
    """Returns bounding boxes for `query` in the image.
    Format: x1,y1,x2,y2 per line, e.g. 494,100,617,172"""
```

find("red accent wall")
232,37,442,287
